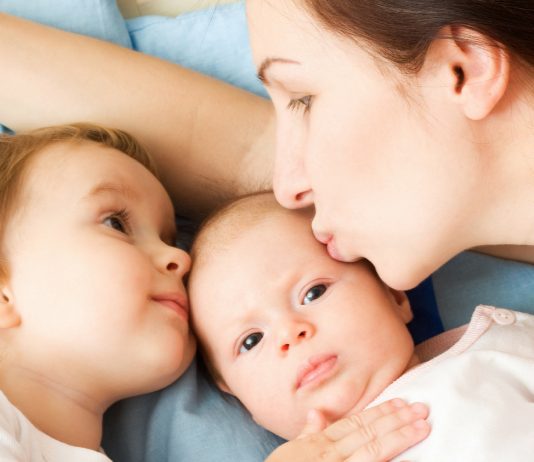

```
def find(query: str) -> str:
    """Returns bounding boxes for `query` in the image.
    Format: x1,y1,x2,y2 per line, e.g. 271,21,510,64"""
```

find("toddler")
189,192,534,461
0,124,195,460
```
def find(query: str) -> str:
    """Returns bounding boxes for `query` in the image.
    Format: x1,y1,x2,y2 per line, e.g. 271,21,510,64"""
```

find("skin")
247,0,534,290
190,207,418,440
0,13,275,219
0,142,195,450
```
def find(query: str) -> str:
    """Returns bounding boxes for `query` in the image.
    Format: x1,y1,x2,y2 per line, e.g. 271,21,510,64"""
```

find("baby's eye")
239,332,264,354
103,209,130,234
303,284,327,305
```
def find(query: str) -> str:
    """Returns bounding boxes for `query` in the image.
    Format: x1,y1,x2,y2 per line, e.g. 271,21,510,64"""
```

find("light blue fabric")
126,2,267,97
102,360,284,462
433,251,534,329
0,0,131,47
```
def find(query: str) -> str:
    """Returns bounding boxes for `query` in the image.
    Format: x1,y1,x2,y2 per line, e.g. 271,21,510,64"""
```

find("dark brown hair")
0,123,157,281
300,0,534,72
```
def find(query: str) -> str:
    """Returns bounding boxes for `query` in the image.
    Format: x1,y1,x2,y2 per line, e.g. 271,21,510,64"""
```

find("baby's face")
2,142,195,397
190,210,416,439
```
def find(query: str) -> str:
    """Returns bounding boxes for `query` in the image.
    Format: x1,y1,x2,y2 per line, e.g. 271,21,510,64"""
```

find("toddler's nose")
164,246,191,279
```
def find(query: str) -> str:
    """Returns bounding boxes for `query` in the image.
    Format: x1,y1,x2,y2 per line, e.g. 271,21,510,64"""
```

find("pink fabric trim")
373,305,497,398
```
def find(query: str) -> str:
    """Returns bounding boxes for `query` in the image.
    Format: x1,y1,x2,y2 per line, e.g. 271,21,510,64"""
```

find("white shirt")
367,305,534,461
0,391,111,461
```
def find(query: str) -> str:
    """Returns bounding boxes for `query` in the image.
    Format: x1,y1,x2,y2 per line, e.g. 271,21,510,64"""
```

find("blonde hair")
0,123,157,282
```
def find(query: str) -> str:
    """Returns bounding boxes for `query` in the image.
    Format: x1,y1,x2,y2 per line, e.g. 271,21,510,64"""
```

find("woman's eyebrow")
257,58,301,85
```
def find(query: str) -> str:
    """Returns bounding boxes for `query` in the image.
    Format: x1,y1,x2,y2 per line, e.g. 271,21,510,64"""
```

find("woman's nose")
273,122,314,209
276,319,315,354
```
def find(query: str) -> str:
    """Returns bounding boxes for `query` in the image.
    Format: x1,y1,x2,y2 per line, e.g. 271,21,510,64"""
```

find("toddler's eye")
239,332,264,354
303,284,327,305
103,209,130,234
287,95,313,113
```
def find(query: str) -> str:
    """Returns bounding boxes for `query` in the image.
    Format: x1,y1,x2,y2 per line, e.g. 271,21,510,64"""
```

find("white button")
492,308,515,326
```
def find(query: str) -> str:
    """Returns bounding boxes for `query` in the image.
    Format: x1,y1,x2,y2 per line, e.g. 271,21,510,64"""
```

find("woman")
246,0,534,290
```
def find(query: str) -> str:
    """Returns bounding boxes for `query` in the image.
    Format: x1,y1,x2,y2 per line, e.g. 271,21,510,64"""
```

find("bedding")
1,2,534,461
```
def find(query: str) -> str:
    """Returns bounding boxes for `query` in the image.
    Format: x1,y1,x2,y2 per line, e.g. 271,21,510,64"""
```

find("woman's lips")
296,354,338,390
326,239,345,261
312,230,346,262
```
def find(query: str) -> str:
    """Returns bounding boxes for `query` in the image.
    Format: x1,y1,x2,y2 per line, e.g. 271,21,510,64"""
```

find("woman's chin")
374,259,431,291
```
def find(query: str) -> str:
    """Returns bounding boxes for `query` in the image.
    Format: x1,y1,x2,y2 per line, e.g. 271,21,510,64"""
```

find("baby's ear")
0,285,21,329
388,288,413,324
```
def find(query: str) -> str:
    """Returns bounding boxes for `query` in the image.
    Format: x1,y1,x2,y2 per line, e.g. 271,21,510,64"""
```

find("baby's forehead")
193,206,313,263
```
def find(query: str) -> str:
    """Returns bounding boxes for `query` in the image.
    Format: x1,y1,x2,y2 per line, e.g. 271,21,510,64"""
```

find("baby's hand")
265,399,429,462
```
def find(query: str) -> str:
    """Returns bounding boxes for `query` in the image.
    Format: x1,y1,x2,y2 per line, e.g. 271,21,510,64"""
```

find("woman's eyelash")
103,208,131,234
287,95,313,113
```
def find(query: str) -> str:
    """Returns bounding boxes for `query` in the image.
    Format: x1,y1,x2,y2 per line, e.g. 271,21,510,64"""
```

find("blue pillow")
0,0,131,48
126,2,267,97
103,359,284,462
433,251,534,329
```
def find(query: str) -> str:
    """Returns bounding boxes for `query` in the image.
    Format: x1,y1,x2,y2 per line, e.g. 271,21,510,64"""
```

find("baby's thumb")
297,409,328,439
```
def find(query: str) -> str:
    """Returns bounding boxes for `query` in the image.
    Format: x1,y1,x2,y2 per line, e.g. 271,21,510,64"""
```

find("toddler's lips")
296,354,338,391
153,293,189,321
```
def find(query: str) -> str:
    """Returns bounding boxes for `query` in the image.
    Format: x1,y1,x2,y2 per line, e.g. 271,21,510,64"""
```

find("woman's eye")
103,210,130,234
239,332,264,354
303,284,327,305
287,95,313,113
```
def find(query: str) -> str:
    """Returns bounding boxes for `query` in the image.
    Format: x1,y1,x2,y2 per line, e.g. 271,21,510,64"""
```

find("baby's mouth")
295,354,338,390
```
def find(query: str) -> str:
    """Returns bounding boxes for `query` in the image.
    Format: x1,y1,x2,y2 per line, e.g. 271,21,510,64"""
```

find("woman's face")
247,0,485,289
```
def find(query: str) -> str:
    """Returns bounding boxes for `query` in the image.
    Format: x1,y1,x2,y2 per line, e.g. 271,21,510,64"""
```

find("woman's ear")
0,285,21,329
423,25,510,120
387,288,413,324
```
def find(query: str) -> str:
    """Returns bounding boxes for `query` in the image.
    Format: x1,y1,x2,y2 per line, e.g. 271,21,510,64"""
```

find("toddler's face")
190,210,416,439
2,142,195,397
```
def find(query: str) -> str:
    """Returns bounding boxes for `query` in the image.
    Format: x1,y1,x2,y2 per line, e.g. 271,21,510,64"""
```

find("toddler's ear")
216,379,233,395
0,285,21,329
388,288,413,324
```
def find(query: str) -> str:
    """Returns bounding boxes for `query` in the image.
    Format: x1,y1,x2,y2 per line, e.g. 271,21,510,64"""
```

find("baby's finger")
333,403,428,457
324,399,410,441
297,409,329,439
346,419,430,462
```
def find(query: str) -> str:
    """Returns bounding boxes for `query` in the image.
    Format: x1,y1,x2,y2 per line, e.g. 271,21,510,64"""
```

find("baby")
189,192,534,461
0,124,195,460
